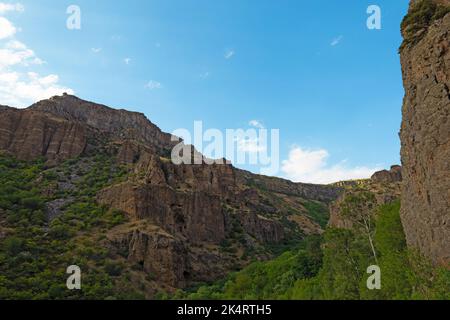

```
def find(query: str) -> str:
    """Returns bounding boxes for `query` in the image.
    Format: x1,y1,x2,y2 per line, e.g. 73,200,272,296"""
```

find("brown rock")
238,212,285,243
29,94,175,156
371,165,402,183
1,94,343,290
400,3,450,266
0,108,86,162
108,221,188,287
98,183,227,245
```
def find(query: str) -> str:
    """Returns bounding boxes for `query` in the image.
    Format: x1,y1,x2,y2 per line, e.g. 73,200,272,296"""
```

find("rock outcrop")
371,165,402,183
98,183,227,245
400,0,450,266
236,170,341,203
0,107,86,163
107,221,189,287
29,94,175,156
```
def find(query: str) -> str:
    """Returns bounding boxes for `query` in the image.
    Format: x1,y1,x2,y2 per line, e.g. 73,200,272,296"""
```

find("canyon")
0,0,448,300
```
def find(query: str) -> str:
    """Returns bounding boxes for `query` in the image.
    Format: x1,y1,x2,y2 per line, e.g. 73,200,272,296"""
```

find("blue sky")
0,0,409,183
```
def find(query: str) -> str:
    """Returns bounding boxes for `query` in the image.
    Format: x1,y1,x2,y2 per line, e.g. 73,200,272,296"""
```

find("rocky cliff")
0,106,86,163
400,0,450,266
371,165,402,184
0,94,342,291
329,168,402,229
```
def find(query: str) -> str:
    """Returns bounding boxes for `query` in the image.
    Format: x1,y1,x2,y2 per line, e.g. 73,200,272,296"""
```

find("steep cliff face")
107,222,189,287
0,94,175,163
400,0,450,266
29,94,175,156
0,107,86,162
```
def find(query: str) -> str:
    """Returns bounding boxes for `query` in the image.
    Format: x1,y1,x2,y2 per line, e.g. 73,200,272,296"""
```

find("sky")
0,0,410,184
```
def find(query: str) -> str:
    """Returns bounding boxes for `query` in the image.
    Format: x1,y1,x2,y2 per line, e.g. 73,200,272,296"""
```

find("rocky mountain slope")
329,166,403,230
0,94,341,296
1,1,448,300
399,0,450,266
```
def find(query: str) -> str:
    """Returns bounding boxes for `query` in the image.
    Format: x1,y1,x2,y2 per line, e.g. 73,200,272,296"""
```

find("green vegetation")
401,0,450,49
172,236,323,300
0,154,143,300
1,152,448,300
176,200,449,300
303,201,329,228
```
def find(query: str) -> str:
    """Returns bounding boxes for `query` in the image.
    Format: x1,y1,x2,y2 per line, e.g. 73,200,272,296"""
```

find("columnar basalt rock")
400,0,450,266
107,222,189,287
0,108,87,162
98,183,227,245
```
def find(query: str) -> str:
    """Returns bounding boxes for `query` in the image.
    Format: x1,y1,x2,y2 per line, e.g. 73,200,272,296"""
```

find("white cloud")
124,57,131,65
91,47,102,53
0,3,24,14
249,120,264,129
5,39,25,49
145,80,162,90
0,40,44,68
233,121,267,153
224,49,235,59
330,35,343,46
0,17,16,39
0,11,74,108
237,137,266,153
281,146,381,184
0,72,74,107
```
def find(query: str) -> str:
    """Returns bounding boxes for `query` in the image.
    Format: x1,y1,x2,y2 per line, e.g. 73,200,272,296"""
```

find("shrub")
4,237,25,256
401,0,450,48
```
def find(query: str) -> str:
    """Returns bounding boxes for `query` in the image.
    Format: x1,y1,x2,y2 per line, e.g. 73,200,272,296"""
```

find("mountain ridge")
0,93,342,194
0,94,342,295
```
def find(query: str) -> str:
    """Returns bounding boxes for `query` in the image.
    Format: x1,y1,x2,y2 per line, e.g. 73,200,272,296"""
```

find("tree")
341,191,379,264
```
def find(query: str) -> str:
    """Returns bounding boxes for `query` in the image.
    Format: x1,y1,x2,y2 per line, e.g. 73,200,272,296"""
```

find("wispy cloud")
0,4,73,108
281,146,381,184
110,35,122,41
236,136,266,153
124,57,131,65
249,120,265,129
224,49,235,59
145,80,162,90
0,2,24,14
330,35,343,47
199,71,210,79
91,47,102,54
